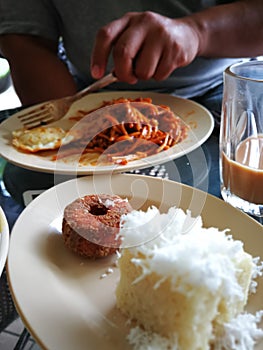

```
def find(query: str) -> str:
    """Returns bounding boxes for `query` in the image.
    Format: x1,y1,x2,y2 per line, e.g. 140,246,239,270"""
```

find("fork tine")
23,121,52,129
23,117,55,129
19,110,52,123
20,112,55,129
17,105,48,122
18,109,51,124
24,121,50,129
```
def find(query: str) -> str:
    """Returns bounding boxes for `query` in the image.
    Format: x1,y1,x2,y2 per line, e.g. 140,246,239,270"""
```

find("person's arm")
184,0,263,58
91,0,263,84
0,34,78,105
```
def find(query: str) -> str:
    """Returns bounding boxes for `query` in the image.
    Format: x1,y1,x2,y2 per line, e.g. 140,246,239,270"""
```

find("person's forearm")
9,57,78,106
0,34,78,105
186,0,263,58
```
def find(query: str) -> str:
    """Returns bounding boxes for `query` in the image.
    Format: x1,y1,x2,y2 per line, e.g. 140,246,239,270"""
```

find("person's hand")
91,11,201,84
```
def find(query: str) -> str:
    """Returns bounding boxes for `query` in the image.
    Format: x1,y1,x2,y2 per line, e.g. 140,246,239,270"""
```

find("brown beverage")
222,136,263,204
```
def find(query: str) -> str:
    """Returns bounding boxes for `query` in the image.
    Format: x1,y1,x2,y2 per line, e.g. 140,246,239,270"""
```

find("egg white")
12,126,75,152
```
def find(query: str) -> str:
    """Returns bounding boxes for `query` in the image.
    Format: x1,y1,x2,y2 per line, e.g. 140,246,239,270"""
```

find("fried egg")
12,126,75,153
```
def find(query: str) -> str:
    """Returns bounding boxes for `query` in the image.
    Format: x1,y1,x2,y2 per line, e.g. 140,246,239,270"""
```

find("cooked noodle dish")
12,97,189,166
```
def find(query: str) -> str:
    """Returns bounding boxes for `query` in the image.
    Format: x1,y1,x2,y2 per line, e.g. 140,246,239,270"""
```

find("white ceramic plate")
0,206,9,276
7,174,263,350
0,91,214,175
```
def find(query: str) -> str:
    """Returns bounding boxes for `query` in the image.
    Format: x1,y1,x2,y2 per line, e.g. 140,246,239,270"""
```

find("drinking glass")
220,60,263,217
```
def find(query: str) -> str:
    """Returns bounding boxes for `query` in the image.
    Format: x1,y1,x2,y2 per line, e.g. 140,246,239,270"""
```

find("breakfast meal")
61,194,132,258
116,206,263,350
12,97,189,166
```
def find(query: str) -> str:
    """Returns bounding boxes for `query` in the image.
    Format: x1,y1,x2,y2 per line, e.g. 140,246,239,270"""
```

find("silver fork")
17,72,118,129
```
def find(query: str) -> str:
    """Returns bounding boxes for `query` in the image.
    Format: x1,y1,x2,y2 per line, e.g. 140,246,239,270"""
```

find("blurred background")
0,57,21,111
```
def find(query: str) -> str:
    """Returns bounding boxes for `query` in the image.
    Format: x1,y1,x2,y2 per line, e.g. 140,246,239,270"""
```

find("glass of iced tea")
220,60,263,217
